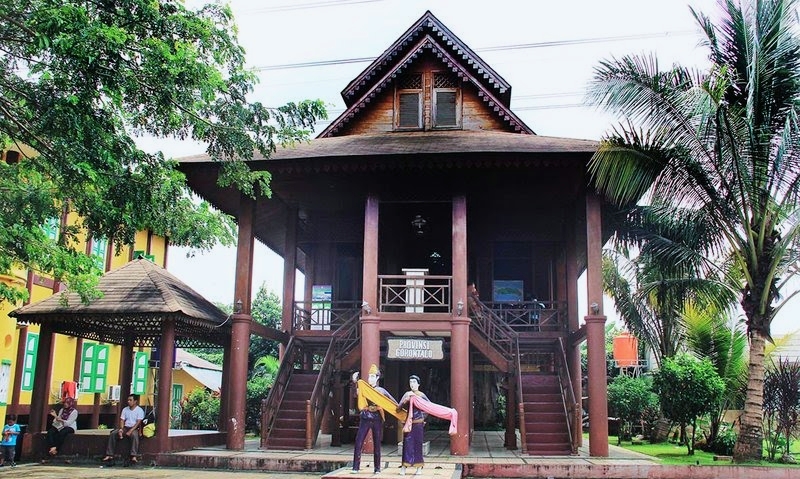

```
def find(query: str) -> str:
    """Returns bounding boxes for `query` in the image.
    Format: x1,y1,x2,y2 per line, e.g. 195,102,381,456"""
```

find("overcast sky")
150,0,797,335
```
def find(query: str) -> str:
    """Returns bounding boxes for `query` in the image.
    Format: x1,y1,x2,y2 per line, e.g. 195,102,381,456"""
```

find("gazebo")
10,258,232,455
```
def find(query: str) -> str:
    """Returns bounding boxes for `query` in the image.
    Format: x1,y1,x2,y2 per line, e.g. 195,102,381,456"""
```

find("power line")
252,30,698,71
239,0,386,14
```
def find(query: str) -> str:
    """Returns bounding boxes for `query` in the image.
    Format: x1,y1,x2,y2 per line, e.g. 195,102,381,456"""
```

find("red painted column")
450,319,470,455
585,192,608,457
281,205,298,356
227,195,255,450
566,217,583,447
450,195,469,455
29,324,54,432
118,342,134,411
360,194,380,376
155,319,176,452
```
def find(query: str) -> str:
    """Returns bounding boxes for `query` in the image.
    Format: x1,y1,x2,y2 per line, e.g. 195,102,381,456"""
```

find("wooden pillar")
155,320,176,452
450,319,470,455
585,192,608,457
450,194,469,455
218,344,231,431
118,342,135,416
304,249,315,311
227,195,255,450
505,372,516,449
91,393,101,429
281,205,298,356
566,214,583,447
9,327,27,413
360,194,380,376
29,324,54,432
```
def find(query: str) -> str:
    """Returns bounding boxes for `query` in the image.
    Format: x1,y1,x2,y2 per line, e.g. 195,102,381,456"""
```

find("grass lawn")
596,434,800,467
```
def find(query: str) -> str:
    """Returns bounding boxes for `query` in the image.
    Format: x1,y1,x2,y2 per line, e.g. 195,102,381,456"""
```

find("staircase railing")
304,308,361,449
467,293,519,363
260,337,303,448
555,337,579,454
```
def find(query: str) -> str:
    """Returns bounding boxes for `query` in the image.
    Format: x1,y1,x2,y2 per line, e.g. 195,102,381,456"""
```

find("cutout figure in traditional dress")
396,375,428,475
352,364,397,474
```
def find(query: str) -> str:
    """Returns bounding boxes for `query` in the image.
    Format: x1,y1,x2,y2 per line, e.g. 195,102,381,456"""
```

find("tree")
607,375,658,444
0,0,326,303
682,300,747,448
763,358,800,461
652,354,726,455
249,283,281,369
586,0,800,460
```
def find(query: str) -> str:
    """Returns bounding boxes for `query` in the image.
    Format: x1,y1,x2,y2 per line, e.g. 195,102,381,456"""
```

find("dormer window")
394,72,462,131
433,73,460,128
396,73,423,129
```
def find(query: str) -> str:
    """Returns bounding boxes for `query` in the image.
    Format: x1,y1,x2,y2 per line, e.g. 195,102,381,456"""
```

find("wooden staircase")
261,370,318,450
520,373,572,455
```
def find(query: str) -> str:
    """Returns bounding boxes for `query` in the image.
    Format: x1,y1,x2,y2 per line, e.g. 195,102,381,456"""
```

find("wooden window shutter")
435,91,457,127
398,92,422,128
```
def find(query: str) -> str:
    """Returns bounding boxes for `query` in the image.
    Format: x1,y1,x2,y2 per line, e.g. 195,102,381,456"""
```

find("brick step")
269,427,306,440
523,412,564,423
523,402,563,413
273,417,306,429
263,437,307,450
526,432,570,443
523,420,566,434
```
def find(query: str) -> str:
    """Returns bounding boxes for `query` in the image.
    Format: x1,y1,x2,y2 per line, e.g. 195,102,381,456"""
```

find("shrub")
607,375,658,444
181,388,220,430
652,354,725,455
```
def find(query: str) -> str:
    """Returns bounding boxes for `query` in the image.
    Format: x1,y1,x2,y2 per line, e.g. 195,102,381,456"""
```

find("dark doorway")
379,202,452,276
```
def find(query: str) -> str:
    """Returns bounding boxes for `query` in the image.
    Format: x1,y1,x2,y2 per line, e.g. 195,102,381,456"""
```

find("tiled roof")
11,259,230,347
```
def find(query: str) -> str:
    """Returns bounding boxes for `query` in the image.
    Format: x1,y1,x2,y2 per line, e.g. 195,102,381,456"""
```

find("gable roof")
319,11,532,137
11,259,230,347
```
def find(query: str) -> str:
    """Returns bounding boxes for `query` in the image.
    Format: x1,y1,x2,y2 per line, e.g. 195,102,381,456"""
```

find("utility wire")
253,30,698,71
239,0,386,13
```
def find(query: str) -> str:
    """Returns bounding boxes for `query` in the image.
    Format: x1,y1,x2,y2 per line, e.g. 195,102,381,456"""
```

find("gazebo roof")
10,259,230,347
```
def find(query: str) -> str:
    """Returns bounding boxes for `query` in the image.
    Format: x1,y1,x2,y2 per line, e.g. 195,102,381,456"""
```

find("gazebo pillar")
155,319,176,452
118,341,135,411
29,324,54,432
450,195,470,455
9,326,27,413
585,191,609,457
219,344,231,431
227,195,255,450
280,205,298,358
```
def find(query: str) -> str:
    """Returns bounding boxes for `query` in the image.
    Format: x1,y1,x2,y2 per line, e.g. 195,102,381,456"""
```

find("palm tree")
586,0,800,460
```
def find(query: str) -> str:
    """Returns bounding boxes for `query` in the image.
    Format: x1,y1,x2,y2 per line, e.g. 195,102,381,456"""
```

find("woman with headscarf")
45,396,78,456
396,375,428,475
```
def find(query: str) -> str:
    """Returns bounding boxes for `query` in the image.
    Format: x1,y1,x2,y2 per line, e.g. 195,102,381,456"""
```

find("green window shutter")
42,217,60,241
80,343,95,392
132,352,148,395
21,333,39,391
132,250,155,263
94,345,109,393
91,237,108,270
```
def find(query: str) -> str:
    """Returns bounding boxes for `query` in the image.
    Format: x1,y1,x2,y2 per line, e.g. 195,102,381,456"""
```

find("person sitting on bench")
102,394,145,463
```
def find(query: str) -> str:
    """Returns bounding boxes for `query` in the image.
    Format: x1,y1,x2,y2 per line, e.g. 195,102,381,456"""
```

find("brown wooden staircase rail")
468,292,524,451
260,336,304,448
304,308,361,449
555,337,579,454
467,293,519,364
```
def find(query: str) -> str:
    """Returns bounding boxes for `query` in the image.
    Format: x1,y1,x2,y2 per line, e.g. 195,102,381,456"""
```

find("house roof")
11,259,231,347
179,131,598,166
319,11,531,137
176,348,222,371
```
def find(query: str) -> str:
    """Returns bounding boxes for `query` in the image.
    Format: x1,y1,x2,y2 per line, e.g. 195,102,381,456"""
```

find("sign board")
387,338,444,360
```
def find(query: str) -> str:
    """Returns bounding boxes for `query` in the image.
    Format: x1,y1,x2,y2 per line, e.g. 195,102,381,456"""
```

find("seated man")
102,394,145,464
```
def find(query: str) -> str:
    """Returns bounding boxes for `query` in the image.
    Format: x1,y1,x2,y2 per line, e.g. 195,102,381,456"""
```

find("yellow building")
0,157,172,427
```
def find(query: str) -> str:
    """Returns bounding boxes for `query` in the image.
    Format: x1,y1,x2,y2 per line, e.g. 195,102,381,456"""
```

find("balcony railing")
293,301,361,331
484,300,566,332
378,274,451,313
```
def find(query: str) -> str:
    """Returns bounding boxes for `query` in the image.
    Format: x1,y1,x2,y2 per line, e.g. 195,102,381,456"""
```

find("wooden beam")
249,322,289,344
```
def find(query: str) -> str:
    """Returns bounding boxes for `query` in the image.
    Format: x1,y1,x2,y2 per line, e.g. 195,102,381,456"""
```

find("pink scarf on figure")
403,394,458,435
